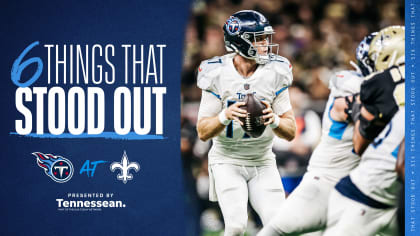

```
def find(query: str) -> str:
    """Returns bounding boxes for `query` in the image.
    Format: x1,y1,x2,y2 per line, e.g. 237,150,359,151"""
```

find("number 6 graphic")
11,41,43,87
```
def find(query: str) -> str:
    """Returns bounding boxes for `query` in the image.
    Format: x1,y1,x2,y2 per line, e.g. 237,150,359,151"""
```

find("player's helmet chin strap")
228,47,277,65
225,44,253,59
350,60,363,75
225,45,234,52
227,44,270,65
226,34,278,65
245,31,279,65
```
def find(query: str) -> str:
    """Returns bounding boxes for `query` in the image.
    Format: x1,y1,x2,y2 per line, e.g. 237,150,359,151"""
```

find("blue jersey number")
226,100,250,139
208,58,222,64
372,122,392,148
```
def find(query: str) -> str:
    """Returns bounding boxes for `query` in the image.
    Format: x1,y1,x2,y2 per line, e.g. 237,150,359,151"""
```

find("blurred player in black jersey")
325,25,405,236
257,32,378,236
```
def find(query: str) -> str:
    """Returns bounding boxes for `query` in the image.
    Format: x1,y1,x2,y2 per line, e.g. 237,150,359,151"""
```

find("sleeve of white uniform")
272,88,292,115
197,90,223,119
300,110,322,148
329,70,363,97
197,56,222,97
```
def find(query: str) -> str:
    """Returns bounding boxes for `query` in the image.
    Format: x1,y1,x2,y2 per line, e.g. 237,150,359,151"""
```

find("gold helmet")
368,25,405,71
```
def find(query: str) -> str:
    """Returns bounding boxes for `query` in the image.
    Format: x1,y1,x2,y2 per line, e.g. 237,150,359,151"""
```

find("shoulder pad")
270,55,292,72
364,65,404,83
360,65,405,108
329,70,363,97
196,56,224,90
269,55,293,87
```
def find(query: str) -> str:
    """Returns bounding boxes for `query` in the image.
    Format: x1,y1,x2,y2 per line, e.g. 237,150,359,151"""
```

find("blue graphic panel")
406,1,420,235
0,0,189,235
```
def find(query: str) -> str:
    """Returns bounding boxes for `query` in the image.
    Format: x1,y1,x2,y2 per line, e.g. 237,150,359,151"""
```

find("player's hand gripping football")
261,100,275,126
225,102,247,125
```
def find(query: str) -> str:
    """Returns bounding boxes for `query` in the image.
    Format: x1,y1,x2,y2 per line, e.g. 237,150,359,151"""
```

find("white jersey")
350,106,404,206
197,53,293,166
307,70,363,184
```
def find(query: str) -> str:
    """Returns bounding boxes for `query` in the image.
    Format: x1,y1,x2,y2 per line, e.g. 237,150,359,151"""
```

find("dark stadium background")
180,0,404,235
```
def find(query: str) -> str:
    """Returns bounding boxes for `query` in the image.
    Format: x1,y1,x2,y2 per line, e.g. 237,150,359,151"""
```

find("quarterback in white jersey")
196,10,296,236
257,32,377,236
324,26,405,236
198,52,293,166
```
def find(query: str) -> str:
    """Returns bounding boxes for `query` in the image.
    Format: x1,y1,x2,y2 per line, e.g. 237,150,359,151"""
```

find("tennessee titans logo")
356,41,368,61
225,17,241,35
31,152,74,183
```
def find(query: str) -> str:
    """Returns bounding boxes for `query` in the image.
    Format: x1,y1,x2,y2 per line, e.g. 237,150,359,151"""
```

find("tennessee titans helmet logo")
31,152,74,183
356,32,377,76
225,17,241,35
356,40,369,62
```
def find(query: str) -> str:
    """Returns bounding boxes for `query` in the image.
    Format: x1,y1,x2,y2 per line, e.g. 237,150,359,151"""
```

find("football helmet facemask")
223,10,279,64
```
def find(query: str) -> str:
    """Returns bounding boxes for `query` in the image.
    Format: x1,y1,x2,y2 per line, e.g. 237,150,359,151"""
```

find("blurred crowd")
180,0,404,235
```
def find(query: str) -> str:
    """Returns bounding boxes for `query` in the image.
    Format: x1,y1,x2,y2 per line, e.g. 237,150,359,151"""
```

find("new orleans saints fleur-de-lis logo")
110,151,140,184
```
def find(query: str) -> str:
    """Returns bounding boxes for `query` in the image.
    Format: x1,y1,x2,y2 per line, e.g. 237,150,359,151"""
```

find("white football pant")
211,163,286,236
257,172,333,236
323,189,397,236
